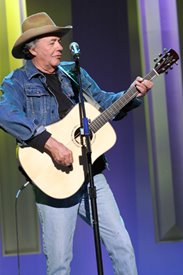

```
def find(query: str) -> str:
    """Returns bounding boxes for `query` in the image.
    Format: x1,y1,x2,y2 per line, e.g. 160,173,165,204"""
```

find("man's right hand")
44,136,73,166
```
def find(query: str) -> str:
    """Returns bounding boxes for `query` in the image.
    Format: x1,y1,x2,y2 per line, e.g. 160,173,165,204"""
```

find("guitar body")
18,103,116,199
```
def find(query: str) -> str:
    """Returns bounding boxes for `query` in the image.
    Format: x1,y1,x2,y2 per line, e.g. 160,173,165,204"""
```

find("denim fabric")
0,60,141,144
0,60,140,274
37,174,138,275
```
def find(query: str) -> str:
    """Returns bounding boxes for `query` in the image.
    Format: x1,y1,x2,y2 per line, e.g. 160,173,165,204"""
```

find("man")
0,12,153,275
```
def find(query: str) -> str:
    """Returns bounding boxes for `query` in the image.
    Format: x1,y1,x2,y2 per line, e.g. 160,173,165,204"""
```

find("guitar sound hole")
74,127,93,146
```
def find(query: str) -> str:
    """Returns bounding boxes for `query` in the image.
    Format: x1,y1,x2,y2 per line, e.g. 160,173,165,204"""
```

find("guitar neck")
90,69,158,133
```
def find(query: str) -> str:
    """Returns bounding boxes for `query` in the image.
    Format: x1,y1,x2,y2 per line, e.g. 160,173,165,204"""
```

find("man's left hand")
133,76,153,97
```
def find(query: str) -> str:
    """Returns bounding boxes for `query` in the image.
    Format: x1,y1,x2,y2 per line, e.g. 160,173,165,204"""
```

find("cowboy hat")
12,12,73,59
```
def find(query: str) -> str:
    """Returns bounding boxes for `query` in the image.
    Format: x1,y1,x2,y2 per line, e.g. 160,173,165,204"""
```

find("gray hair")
23,39,38,60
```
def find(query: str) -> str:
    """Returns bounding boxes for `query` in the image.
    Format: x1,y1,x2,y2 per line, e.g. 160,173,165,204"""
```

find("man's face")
30,36,63,73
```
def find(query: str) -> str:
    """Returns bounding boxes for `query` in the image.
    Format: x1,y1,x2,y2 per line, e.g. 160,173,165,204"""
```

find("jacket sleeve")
0,77,46,144
80,67,142,120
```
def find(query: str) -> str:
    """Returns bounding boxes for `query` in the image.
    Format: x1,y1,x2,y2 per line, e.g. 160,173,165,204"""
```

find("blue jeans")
36,174,138,275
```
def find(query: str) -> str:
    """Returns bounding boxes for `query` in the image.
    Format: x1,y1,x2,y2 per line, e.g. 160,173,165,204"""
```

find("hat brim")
12,25,72,59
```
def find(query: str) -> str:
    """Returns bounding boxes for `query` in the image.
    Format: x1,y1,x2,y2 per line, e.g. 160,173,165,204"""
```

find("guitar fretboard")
90,69,158,133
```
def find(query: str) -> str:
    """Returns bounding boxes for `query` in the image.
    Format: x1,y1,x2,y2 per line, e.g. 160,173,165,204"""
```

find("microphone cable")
15,181,30,275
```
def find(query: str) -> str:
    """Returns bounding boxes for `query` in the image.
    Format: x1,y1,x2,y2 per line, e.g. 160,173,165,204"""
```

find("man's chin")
53,60,61,67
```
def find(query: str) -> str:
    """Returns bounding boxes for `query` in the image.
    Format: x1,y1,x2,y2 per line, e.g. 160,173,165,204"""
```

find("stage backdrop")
0,0,183,274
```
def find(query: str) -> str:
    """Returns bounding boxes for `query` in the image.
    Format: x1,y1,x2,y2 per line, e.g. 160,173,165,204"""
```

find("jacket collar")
24,60,65,80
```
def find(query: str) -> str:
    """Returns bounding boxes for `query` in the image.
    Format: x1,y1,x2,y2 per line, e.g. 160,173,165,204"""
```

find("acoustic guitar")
18,49,179,199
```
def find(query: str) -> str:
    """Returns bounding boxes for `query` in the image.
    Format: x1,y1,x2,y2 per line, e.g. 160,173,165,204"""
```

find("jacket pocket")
24,84,51,124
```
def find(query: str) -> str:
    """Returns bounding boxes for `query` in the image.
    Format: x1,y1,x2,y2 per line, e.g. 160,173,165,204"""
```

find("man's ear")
29,47,37,56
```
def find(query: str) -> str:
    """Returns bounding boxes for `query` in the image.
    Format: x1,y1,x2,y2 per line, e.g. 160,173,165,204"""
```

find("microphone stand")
74,56,104,275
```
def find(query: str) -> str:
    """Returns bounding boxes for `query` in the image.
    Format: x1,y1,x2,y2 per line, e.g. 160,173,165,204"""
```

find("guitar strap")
59,65,103,112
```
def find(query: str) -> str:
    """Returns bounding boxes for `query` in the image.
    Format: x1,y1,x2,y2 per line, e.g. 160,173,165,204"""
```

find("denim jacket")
0,60,141,144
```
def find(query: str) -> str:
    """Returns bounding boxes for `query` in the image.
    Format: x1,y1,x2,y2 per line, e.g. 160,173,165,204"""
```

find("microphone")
69,42,80,59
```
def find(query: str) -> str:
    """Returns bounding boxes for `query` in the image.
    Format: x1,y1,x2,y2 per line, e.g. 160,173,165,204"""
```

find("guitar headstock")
154,48,179,75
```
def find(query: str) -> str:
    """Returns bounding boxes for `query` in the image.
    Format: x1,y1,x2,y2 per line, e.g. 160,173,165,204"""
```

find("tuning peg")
163,48,167,52
165,71,169,74
159,53,163,57
154,58,158,62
